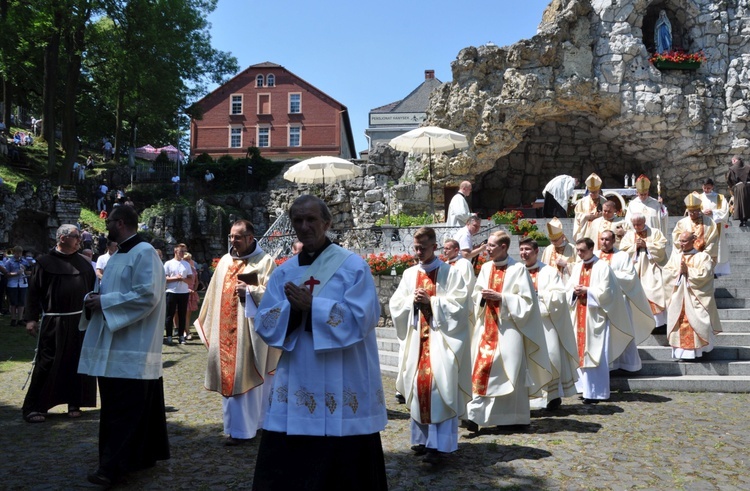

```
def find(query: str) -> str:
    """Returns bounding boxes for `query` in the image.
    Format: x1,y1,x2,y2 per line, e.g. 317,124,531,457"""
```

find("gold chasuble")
415,269,438,424
673,255,708,350
472,264,507,396
219,259,248,395
692,220,706,252
575,263,593,366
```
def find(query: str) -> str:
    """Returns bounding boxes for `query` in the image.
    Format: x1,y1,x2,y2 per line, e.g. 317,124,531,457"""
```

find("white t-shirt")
96,252,111,272
171,176,180,184
164,258,191,294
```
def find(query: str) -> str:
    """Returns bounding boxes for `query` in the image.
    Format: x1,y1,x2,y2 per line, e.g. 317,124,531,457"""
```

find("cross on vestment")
304,276,320,293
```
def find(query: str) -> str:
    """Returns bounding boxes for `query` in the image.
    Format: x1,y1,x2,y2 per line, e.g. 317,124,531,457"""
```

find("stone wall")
0,180,65,253
383,0,750,217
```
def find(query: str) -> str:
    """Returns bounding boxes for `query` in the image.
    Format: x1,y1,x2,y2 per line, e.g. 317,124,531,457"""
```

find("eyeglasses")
227,234,251,240
105,218,121,224
66,234,81,239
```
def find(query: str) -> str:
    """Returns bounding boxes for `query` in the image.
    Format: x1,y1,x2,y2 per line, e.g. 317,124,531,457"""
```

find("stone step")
630,360,750,376
716,320,750,332
719,309,750,320
717,297,747,308
638,345,750,361
640,332,750,347
715,279,750,288
610,375,750,392
715,288,750,298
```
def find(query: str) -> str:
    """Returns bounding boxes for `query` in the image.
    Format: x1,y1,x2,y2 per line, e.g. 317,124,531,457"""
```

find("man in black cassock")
22,224,97,423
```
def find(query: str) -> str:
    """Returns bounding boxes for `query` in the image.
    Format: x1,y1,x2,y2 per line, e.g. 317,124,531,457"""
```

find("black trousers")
97,377,170,479
164,292,189,338
543,192,568,218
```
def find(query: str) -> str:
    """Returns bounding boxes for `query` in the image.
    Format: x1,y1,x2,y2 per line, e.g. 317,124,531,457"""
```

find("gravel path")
1,328,748,490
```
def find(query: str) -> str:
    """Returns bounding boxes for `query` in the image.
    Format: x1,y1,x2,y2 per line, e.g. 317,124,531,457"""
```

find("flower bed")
491,209,524,225
364,253,416,276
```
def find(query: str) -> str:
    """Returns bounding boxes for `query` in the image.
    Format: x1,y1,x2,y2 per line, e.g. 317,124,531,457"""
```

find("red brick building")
190,62,356,161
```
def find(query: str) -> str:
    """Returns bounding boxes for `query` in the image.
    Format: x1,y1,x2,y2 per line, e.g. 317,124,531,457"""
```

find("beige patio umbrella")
388,126,469,217
283,156,363,197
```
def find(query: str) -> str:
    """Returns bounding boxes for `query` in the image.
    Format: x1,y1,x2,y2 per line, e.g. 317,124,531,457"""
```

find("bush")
183,147,283,192
375,212,433,227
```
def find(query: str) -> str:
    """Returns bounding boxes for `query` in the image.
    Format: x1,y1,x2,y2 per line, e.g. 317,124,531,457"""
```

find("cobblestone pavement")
1,331,749,490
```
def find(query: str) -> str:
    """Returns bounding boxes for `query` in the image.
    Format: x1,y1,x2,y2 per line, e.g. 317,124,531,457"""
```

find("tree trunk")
43,29,61,178
2,77,11,128
59,15,87,185
114,84,125,163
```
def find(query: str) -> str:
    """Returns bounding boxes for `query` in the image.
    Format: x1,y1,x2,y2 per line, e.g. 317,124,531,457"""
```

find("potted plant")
509,218,538,236
491,209,523,225
649,50,706,70
526,229,550,247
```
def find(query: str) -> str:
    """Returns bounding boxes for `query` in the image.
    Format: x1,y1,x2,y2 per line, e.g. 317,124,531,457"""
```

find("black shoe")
422,449,444,464
463,420,479,432
9,320,17,326
582,398,600,405
225,436,249,446
652,325,667,335
411,444,427,455
179,336,186,345
546,398,562,410
87,470,113,486
740,221,747,227
395,392,405,404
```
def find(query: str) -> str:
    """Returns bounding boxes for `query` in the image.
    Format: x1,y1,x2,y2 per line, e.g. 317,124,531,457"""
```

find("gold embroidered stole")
219,259,246,395
415,268,438,424
575,262,594,366
598,251,614,264
528,267,539,292
471,264,506,396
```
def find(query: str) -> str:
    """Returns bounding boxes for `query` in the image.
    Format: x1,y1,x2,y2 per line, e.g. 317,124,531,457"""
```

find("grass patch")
0,318,37,368
79,207,106,234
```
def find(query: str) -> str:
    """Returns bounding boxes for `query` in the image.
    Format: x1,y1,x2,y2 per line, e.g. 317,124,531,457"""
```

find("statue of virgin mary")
655,10,672,53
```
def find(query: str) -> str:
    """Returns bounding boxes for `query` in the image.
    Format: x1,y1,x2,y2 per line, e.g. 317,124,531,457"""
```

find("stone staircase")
376,217,750,392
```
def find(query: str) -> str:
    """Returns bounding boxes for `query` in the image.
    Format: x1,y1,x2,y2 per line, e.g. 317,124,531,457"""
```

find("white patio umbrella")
388,126,469,217
283,156,362,197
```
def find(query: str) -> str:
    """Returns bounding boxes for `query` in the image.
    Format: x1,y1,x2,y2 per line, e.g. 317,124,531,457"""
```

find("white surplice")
256,245,387,437
625,196,669,237
699,191,731,276
619,226,668,326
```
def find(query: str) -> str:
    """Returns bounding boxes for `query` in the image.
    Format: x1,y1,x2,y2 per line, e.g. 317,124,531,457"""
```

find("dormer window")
256,74,264,87
267,74,275,87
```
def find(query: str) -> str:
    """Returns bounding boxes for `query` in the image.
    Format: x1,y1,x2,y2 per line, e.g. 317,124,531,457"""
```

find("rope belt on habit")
22,310,84,390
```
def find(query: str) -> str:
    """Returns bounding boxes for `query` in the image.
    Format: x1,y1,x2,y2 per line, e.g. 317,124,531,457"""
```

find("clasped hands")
285,281,312,311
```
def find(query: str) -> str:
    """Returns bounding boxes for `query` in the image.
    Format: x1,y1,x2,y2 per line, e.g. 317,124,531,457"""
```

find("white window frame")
288,125,301,147
229,125,243,148
230,94,243,115
257,125,270,148
289,93,301,114
267,74,275,87
256,74,264,87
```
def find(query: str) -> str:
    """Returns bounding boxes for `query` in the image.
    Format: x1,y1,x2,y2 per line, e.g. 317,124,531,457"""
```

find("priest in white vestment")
591,200,626,250
519,237,579,410
572,173,604,241
619,213,669,333
447,181,473,226
698,178,731,276
443,238,476,292
540,218,577,280
671,193,719,264
624,175,669,236
195,219,279,445
466,231,551,429
596,230,653,372
567,237,633,403
663,231,722,361
253,195,387,491
390,228,471,462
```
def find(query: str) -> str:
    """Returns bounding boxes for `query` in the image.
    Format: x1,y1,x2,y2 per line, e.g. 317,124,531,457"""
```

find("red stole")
575,262,594,366
219,259,245,395
674,254,707,347
472,264,506,396
528,267,539,292
415,268,438,424
598,251,614,264
692,219,706,252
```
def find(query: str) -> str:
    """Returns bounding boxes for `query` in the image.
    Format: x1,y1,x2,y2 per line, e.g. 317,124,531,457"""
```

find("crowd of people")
4,154,743,487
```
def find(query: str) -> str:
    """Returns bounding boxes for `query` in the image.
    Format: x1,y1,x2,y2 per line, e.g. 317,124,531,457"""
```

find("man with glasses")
163,243,192,345
78,205,169,486
22,225,96,423
390,227,471,463
195,220,278,446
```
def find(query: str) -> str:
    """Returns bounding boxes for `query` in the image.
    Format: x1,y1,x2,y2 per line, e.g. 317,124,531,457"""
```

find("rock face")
394,0,750,216
0,181,70,253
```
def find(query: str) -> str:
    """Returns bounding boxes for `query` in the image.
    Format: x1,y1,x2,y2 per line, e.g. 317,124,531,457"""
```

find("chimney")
425,70,435,80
